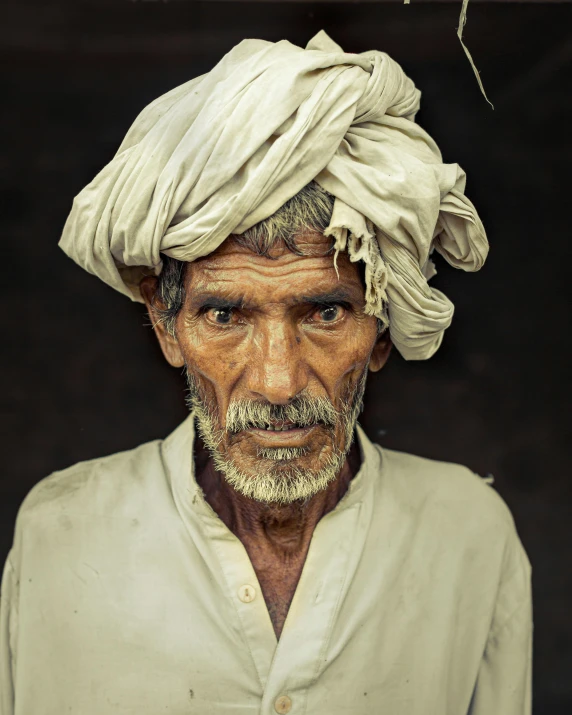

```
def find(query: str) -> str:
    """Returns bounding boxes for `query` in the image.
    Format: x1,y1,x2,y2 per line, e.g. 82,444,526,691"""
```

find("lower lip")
245,425,318,443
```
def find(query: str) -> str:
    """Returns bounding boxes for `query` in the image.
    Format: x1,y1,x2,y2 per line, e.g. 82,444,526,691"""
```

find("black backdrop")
2,1,571,711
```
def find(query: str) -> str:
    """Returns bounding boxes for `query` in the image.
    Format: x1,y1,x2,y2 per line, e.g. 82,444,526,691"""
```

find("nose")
246,320,308,404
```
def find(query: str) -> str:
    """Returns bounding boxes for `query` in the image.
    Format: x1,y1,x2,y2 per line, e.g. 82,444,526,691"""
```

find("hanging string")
457,0,494,108
404,0,494,109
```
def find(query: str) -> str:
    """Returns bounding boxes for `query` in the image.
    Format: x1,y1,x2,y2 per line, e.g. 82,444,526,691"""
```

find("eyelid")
313,301,350,312
200,302,240,313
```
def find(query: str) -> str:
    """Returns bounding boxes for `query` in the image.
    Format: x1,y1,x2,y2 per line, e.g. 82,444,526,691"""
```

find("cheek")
309,325,377,393
178,331,243,413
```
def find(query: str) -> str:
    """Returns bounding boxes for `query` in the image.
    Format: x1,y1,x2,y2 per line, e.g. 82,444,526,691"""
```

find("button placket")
197,516,277,691
260,500,370,715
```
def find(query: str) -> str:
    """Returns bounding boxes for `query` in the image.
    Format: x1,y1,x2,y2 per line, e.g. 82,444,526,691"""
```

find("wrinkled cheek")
185,355,229,414
334,366,365,409
335,366,369,441
184,327,247,380
324,345,370,396
191,356,243,422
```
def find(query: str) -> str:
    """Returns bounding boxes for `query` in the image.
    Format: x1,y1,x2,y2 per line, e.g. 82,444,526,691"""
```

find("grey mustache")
225,396,339,434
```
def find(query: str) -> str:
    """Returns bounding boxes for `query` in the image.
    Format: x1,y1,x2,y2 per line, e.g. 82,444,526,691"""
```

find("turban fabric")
59,30,488,360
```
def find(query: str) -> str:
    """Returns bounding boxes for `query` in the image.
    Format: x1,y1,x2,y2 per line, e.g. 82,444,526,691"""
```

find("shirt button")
274,695,292,714
237,584,256,603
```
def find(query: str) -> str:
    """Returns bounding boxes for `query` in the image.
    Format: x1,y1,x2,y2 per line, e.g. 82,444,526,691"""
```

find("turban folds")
59,30,488,360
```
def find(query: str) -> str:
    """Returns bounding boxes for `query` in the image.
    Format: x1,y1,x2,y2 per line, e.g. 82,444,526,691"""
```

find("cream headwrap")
59,30,488,360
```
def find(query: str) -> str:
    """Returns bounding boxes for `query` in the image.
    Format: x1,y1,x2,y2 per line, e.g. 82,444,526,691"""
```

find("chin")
212,446,345,505
230,433,335,471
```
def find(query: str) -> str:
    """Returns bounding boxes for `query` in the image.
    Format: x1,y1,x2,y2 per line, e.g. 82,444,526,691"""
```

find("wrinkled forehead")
184,232,366,302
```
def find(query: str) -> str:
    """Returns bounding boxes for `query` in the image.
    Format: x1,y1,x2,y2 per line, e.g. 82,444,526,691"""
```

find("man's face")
145,231,390,504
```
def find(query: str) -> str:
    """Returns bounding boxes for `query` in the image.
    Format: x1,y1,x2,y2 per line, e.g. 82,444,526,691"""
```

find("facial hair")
185,369,368,505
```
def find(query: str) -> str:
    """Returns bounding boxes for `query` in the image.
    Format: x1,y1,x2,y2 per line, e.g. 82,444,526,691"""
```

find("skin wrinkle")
140,230,392,639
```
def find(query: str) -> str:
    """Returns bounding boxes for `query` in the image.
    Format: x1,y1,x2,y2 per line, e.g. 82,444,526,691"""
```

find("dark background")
2,0,571,711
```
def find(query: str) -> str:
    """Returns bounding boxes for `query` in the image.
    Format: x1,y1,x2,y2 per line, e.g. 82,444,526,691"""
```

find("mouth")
252,419,303,432
242,421,323,443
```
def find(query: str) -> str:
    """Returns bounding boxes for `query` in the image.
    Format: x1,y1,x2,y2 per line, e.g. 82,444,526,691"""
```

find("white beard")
186,369,367,505
206,441,346,504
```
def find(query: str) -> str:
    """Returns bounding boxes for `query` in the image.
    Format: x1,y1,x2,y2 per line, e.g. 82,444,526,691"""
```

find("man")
0,31,531,714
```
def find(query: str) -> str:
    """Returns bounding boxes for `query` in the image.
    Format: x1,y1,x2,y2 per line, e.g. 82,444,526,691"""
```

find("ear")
139,276,185,368
369,328,392,373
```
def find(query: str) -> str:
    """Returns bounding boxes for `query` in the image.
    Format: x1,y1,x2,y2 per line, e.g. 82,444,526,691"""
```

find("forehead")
185,231,365,301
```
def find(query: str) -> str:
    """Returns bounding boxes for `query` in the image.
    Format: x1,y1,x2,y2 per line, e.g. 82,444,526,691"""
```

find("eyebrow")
190,287,357,312
190,294,244,311
297,288,355,306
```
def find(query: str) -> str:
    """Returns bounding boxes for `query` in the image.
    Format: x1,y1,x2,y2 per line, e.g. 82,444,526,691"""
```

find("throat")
238,500,318,561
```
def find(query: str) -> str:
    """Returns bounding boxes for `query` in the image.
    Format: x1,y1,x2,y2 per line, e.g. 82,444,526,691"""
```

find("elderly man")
1,32,531,715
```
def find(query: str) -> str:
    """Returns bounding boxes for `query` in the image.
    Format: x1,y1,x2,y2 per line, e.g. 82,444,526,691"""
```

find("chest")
17,533,490,715
14,492,498,715
249,556,306,640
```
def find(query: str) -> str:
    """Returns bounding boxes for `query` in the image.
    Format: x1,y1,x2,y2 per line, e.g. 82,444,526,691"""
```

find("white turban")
59,30,488,360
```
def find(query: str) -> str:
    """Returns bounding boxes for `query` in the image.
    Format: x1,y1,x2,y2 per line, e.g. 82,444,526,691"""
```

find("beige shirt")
0,416,531,714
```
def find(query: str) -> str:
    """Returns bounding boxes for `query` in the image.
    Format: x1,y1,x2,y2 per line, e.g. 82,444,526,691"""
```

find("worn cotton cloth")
59,31,488,360
1,418,531,714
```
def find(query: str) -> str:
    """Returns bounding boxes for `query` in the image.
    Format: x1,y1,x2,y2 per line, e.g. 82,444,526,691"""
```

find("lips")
246,424,318,443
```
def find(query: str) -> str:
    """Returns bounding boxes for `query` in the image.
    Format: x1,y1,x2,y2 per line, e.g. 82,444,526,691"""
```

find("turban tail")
59,30,488,360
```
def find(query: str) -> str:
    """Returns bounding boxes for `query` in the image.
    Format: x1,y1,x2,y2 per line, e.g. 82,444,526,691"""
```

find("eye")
207,307,234,325
313,304,344,323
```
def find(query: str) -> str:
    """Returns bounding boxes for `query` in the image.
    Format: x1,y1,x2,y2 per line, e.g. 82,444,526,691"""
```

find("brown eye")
317,305,341,322
210,308,233,324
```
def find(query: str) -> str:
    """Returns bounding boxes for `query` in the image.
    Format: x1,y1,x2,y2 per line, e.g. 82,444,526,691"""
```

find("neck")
194,435,361,562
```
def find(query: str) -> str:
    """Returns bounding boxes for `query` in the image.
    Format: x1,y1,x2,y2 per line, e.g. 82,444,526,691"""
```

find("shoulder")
14,437,167,534
371,445,532,637
376,445,519,541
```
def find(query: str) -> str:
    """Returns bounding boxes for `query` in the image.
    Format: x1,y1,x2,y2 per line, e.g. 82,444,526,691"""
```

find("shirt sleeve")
468,528,533,715
0,552,16,715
